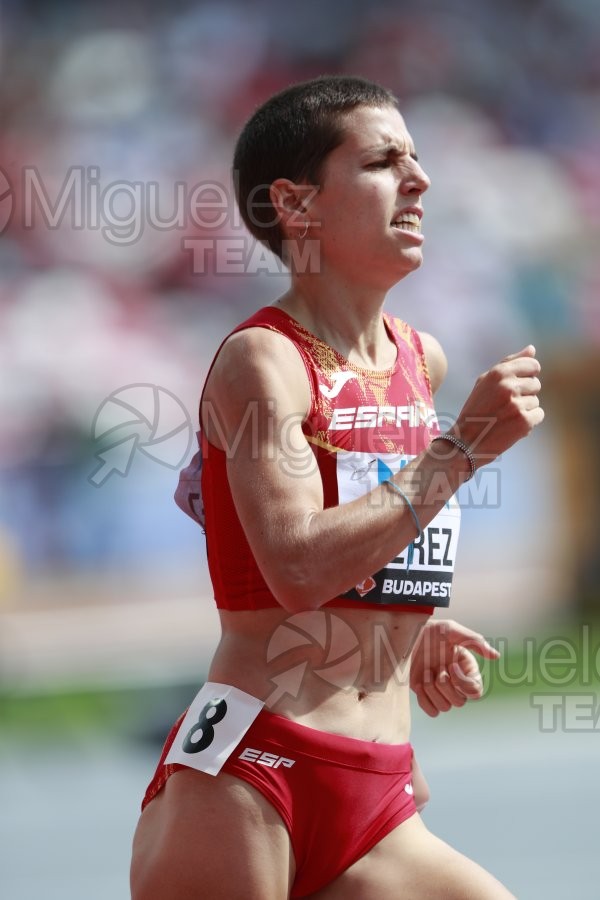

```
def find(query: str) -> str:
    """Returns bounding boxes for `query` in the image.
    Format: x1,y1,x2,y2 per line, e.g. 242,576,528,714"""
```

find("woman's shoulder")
417,331,448,394
202,311,311,427
386,315,448,395
416,330,448,395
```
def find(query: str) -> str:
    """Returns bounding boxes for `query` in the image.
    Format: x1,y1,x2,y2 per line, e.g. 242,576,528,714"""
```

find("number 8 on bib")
165,682,265,776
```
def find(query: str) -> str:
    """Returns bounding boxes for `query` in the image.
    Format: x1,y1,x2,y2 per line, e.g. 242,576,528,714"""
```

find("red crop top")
174,306,461,612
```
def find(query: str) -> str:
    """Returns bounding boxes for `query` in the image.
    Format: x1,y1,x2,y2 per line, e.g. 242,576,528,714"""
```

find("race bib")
336,451,461,607
165,682,264,775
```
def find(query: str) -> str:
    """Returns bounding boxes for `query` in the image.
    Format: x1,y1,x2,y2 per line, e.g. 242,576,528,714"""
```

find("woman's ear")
270,178,312,239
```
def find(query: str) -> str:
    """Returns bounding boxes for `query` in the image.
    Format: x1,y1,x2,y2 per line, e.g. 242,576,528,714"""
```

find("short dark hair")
233,75,398,259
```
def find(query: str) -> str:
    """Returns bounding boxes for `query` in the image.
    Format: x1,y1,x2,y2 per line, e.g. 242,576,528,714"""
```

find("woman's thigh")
307,813,515,900
130,768,294,900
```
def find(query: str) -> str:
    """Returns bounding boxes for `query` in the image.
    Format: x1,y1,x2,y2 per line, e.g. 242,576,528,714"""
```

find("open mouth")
391,212,421,234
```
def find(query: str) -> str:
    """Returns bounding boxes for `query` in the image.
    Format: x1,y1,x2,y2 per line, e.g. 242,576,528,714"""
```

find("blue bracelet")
383,479,424,571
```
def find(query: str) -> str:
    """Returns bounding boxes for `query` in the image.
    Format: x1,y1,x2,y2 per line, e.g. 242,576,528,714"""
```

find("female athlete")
131,75,543,899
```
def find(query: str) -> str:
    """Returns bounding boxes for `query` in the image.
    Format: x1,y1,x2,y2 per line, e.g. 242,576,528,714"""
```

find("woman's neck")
276,274,397,370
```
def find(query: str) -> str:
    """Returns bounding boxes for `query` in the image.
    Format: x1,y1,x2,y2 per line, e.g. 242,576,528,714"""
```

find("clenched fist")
447,345,544,470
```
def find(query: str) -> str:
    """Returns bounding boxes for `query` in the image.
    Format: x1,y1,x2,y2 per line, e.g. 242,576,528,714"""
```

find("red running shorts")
142,707,417,897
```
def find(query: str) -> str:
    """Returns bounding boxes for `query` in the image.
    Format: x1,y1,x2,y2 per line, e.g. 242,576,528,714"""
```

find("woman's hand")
410,619,500,717
449,345,544,469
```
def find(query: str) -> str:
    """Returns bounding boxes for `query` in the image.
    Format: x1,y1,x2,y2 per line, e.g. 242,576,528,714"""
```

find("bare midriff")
208,606,430,745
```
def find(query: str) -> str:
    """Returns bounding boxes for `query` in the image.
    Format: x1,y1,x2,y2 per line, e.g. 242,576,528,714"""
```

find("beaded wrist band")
430,433,476,481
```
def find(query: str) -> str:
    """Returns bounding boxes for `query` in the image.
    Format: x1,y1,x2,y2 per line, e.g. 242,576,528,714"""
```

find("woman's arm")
203,327,543,612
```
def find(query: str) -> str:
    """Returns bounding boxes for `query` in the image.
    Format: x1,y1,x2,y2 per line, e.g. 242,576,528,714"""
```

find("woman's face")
307,104,431,288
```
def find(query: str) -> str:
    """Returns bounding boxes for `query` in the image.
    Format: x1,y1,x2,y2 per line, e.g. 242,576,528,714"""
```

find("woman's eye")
368,159,390,169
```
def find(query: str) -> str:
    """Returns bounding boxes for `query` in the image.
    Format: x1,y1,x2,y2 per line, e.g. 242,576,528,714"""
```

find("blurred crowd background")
1,0,599,649
1,2,599,898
